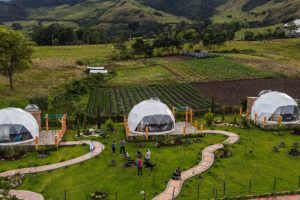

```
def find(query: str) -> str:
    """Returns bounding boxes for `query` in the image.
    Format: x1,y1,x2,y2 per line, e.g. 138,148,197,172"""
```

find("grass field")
17,126,226,200
0,44,113,109
218,38,300,67
179,126,300,199
4,116,298,199
86,84,212,117
1,38,299,110
0,145,88,172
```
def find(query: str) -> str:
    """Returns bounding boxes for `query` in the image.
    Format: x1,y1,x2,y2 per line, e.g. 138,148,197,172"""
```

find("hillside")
0,0,300,30
0,0,191,29
213,0,300,26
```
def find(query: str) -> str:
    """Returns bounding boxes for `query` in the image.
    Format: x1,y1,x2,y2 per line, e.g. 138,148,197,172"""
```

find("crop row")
86,84,212,117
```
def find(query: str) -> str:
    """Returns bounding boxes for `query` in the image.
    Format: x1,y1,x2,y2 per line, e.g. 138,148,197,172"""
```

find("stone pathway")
9,190,44,200
0,141,104,177
0,141,104,200
254,195,300,200
153,130,240,200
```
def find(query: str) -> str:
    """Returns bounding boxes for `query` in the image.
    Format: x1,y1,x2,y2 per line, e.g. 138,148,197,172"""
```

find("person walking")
112,141,116,154
120,139,126,155
137,158,143,176
89,141,94,154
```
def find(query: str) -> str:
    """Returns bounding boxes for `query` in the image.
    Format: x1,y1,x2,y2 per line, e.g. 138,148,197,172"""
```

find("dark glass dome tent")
0,108,39,145
128,99,175,134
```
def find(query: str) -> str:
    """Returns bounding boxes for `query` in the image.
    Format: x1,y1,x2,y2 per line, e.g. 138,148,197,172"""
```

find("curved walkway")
0,141,104,177
153,130,240,200
9,190,44,200
0,141,104,200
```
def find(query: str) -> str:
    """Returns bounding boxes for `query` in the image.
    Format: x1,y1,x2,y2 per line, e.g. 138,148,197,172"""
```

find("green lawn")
179,125,300,199
16,126,225,200
0,145,88,172
2,116,300,199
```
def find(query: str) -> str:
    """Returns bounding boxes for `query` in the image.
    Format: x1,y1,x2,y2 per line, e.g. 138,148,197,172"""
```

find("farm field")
192,78,300,106
159,56,275,82
86,84,212,117
107,56,276,87
218,38,300,67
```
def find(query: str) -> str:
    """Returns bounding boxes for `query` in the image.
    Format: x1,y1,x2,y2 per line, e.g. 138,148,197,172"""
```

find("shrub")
104,119,115,133
204,112,214,126
76,59,84,66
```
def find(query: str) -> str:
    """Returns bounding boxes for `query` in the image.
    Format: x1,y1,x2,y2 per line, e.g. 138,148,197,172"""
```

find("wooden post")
200,124,203,133
194,120,198,132
172,107,176,118
55,135,58,148
254,113,257,124
185,108,188,127
46,114,49,131
35,136,39,149
263,116,267,128
183,126,186,136
246,110,249,119
240,107,243,116
278,116,282,125
190,108,193,126
145,127,149,141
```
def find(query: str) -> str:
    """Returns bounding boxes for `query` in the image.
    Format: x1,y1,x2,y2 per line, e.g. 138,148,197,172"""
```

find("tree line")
114,22,241,59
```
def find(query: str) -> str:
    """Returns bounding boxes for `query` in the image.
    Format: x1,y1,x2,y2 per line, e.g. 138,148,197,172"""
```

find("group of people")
111,139,181,180
111,139,153,176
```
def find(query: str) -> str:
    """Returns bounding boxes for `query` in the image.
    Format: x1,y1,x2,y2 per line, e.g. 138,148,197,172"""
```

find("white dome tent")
128,98,175,134
0,108,39,145
251,91,299,123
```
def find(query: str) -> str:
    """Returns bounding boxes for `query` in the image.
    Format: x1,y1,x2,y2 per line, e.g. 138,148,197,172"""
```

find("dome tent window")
0,108,39,145
128,98,175,135
251,91,300,124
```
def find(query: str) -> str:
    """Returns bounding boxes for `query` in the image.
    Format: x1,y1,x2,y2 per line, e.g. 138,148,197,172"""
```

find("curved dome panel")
128,99,175,134
251,91,299,122
0,108,39,144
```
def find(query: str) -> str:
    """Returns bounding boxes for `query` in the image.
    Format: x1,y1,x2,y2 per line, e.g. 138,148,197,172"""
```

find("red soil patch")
191,78,300,106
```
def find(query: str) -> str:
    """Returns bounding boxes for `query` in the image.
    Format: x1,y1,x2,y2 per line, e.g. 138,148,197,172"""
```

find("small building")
86,66,108,74
0,108,39,145
251,91,299,125
128,98,175,135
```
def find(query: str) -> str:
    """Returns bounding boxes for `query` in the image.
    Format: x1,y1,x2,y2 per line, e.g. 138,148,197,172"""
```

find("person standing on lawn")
145,149,151,163
112,141,116,154
120,139,126,155
137,158,143,176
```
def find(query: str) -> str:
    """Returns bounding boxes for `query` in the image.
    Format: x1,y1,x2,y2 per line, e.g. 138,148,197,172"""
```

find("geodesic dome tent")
128,99,175,134
0,108,39,145
251,91,299,123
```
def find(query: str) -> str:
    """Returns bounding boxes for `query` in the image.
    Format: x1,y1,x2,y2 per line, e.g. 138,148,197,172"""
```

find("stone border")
153,130,240,200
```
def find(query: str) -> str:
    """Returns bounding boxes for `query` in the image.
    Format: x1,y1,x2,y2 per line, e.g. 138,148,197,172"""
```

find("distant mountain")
141,0,227,20
0,0,300,30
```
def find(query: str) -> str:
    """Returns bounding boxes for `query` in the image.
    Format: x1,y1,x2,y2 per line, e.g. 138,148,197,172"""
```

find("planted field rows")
162,57,275,82
86,84,212,117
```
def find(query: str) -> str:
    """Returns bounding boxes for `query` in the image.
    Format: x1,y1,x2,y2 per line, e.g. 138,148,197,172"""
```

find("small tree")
0,27,33,90
132,38,153,57
205,112,214,126
104,118,115,133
